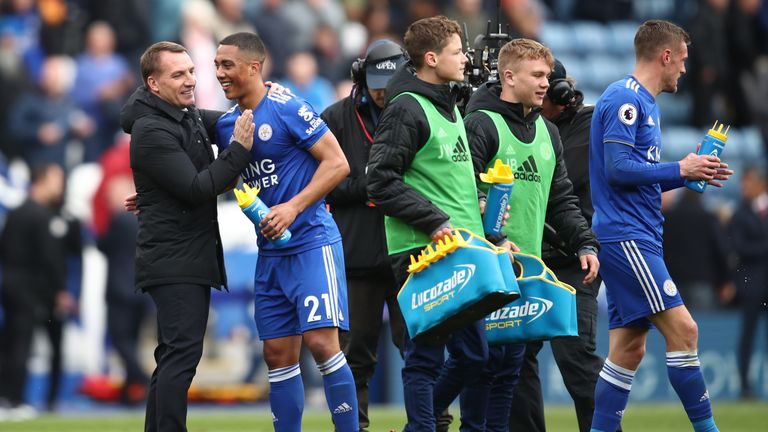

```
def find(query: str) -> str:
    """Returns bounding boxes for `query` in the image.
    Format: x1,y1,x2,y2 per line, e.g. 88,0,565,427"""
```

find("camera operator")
509,59,611,432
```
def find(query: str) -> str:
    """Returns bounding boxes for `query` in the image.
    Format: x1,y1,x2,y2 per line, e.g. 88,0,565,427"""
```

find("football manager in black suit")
120,41,254,432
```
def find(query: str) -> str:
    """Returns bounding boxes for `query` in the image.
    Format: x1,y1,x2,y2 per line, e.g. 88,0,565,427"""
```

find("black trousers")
509,260,605,432
144,284,210,432
339,273,405,431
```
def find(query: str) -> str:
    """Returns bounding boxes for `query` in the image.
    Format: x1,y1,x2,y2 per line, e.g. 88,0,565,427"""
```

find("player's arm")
260,130,349,239
366,95,450,239
131,111,253,205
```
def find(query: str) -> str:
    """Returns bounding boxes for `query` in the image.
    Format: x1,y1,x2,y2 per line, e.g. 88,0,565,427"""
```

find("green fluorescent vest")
477,110,555,257
385,92,483,254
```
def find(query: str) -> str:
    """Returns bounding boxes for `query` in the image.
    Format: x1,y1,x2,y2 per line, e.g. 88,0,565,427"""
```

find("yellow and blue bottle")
234,183,291,247
480,159,514,236
685,121,729,193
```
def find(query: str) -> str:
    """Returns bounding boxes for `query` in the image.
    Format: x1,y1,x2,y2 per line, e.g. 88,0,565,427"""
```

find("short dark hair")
404,15,462,69
219,32,267,62
139,41,187,87
634,20,690,61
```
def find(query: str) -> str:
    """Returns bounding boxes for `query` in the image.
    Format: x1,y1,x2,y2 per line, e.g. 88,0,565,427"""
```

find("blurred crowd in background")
0,0,766,411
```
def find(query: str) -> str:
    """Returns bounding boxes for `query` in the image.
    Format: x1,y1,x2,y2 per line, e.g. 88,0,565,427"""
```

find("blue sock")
666,351,718,431
590,359,635,432
318,351,359,432
268,364,304,432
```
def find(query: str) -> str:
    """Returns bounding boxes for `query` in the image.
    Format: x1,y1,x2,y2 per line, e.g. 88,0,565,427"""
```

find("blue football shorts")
253,242,349,340
599,239,684,329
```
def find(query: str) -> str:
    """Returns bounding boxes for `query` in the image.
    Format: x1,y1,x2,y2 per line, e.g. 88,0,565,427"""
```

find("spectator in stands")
8,55,95,170
80,0,150,69
0,0,46,82
211,0,255,45
662,188,733,310
445,0,489,44
728,0,765,126
312,23,350,84
689,0,731,127
741,57,768,169
71,21,134,162
728,166,768,399
180,0,231,111
284,51,336,112
247,0,299,78
0,164,79,419
0,31,31,159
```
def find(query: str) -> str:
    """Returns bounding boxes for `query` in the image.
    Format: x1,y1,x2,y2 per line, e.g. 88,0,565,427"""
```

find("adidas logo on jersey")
616,409,625,417
333,402,353,414
452,137,469,162
514,155,541,183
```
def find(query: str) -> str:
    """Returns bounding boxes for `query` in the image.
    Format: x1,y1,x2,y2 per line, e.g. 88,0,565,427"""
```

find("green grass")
1,402,766,431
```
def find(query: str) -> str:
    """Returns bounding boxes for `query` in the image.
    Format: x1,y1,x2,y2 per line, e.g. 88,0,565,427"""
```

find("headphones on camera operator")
547,59,576,107
351,39,408,89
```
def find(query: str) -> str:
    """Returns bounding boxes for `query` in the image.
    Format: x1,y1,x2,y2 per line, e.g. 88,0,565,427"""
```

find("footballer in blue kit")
588,21,731,432
214,32,358,432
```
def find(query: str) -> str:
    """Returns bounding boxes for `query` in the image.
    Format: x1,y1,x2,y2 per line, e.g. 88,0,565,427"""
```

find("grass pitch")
1,402,765,431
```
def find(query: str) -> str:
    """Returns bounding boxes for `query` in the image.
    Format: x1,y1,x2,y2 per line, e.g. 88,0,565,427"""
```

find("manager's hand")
232,109,255,151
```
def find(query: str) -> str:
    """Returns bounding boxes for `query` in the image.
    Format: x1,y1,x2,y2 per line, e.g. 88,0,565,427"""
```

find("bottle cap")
233,183,259,209
479,159,514,184
707,120,729,142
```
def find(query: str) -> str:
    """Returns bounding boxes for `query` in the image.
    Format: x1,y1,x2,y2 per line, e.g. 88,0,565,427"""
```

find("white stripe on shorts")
620,241,662,313
322,245,339,326
630,240,666,312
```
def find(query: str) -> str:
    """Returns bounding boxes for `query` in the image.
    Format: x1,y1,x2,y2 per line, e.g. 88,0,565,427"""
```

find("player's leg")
650,305,718,432
294,243,358,432
550,262,605,432
591,326,647,432
508,341,545,432
254,256,305,432
591,241,659,432
339,275,389,430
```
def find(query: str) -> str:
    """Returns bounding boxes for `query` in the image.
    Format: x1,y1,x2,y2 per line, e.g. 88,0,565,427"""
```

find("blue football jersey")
590,75,665,244
215,93,341,256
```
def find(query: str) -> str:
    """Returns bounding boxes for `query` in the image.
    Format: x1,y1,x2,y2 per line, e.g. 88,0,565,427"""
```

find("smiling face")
146,51,196,108
214,43,260,102
504,57,551,110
